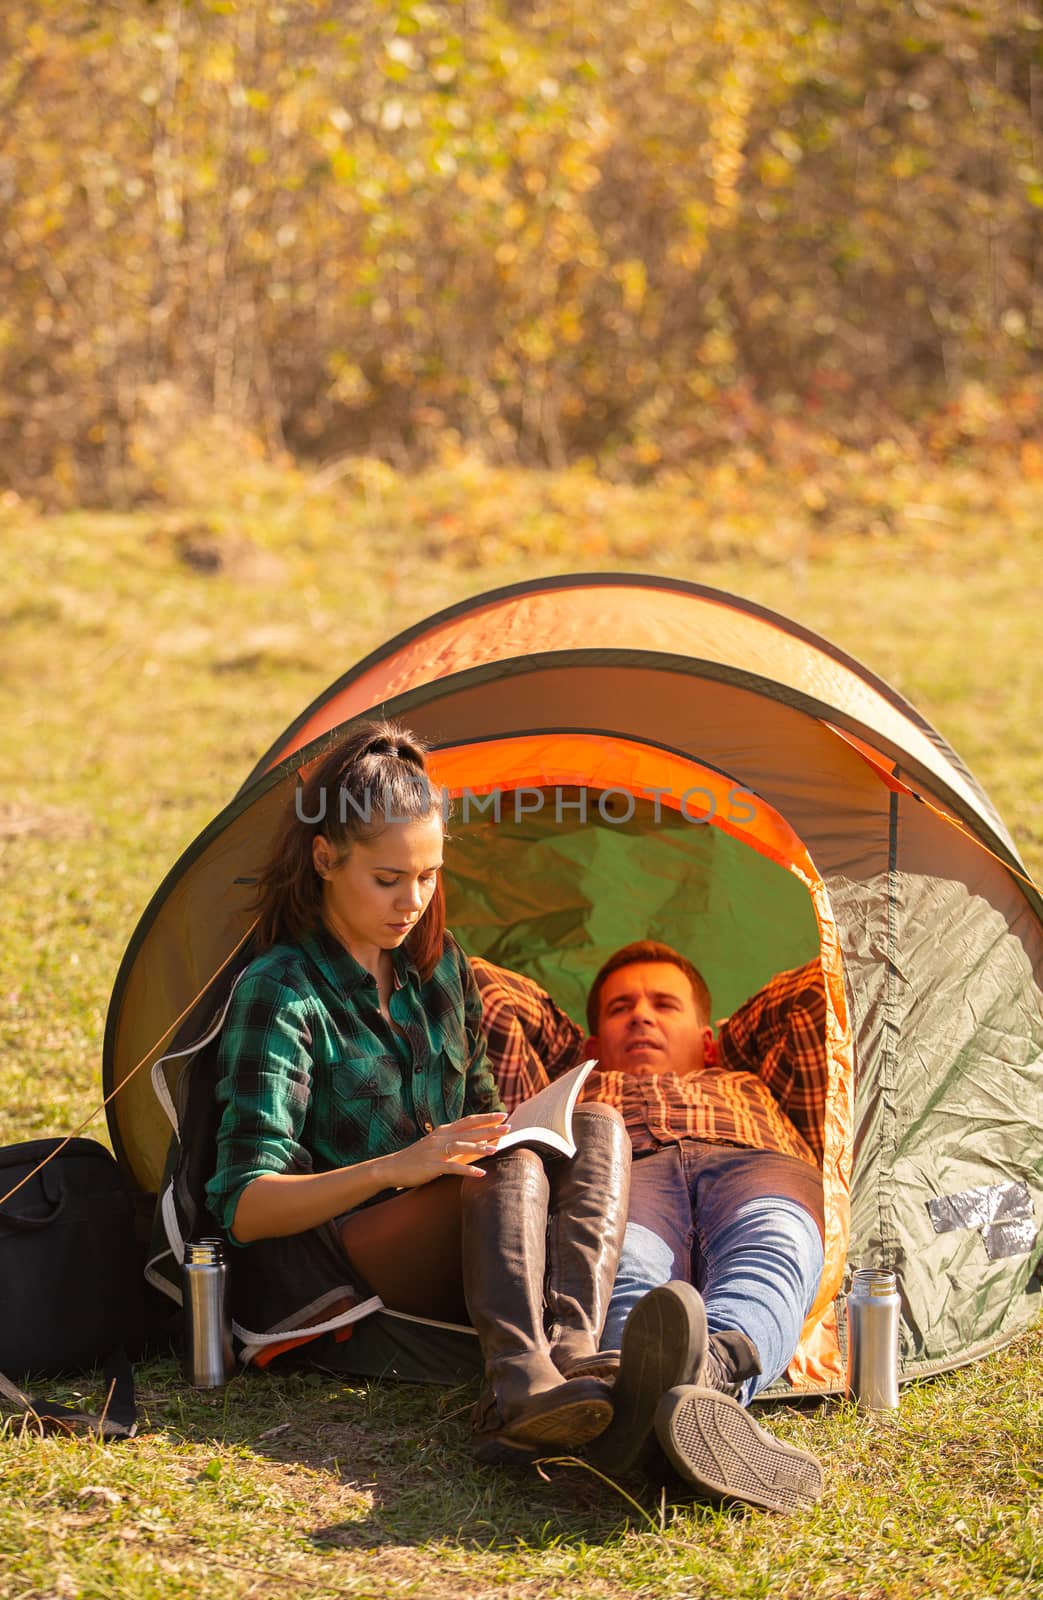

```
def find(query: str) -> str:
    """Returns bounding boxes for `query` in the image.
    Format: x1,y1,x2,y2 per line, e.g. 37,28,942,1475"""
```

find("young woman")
205,721,630,1460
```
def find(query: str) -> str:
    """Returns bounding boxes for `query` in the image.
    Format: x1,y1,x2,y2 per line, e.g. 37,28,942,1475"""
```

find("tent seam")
879,789,902,1271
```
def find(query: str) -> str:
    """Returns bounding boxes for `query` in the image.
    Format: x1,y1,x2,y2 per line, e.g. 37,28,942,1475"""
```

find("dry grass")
1,446,1040,1598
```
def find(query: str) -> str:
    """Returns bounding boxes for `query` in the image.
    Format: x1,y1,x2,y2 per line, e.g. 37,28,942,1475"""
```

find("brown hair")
253,720,446,979
586,940,712,1034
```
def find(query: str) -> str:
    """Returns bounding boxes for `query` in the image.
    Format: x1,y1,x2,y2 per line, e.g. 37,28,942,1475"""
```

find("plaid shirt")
471,959,585,1109
207,928,502,1234
714,960,828,1164
471,957,825,1168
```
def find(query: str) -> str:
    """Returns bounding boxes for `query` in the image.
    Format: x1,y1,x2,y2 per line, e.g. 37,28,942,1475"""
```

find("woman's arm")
230,1108,511,1242
208,964,508,1243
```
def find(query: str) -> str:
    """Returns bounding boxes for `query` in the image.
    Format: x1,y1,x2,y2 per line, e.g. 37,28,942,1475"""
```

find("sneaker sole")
654,1386,824,1513
587,1282,707,1476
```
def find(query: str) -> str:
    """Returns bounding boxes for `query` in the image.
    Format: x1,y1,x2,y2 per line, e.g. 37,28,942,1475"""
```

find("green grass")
1,444,1041,1598
2,1328,1041,1599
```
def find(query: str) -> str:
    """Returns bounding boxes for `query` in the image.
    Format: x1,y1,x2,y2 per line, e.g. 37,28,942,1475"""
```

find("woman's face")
312,812,444,959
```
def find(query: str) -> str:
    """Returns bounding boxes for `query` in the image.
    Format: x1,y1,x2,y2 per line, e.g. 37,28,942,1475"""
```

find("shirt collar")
301,924,421,995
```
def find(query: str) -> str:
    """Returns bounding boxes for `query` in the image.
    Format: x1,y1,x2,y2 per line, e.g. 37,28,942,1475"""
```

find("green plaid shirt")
206,927,503,1233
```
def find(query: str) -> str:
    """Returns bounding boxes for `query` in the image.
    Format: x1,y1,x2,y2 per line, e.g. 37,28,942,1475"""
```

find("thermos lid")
851,1266,897,1296
184,1238,225,1265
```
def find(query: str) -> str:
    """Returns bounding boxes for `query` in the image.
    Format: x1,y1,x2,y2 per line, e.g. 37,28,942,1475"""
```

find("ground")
1,443,1040,1598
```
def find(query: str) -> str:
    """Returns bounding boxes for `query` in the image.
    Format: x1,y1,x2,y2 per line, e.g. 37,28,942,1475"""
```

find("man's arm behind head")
716,960,829,1164
470,957,586,1112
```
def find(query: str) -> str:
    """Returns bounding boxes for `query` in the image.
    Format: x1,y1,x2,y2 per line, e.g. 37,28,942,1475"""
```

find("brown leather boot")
545,1106,631,1385
461,1145,613,1464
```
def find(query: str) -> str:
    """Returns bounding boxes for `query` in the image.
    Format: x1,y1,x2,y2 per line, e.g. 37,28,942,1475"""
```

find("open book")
493,1059,598,1160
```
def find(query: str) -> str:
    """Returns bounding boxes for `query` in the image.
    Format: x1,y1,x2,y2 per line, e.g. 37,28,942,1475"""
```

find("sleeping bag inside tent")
104,574,1043,1393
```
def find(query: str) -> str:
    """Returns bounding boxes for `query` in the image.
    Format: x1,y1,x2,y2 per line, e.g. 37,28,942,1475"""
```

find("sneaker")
701,1328,762,1398
654,1385,824,1513
585,1282,707,1477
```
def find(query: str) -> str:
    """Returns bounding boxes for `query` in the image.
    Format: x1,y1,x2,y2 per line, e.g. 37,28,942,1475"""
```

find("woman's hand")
230,1110,511,1242
382,1110,511,1189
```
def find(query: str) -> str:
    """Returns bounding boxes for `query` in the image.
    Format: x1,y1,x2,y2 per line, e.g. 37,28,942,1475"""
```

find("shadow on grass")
131,1356,688,1550
39,1354,840,1554
134,1356,840,1554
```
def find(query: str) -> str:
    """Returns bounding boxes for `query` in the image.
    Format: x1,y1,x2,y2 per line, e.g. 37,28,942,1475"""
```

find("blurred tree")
0,0,1039,499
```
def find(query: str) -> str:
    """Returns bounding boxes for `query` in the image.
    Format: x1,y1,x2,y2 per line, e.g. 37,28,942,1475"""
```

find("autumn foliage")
2,0,1041,501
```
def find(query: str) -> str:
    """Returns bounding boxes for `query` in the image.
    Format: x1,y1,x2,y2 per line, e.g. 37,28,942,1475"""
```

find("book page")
494,1059,597,1157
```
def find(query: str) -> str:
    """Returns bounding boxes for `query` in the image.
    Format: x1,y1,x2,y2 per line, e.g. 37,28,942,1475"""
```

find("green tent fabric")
446,791,820,1023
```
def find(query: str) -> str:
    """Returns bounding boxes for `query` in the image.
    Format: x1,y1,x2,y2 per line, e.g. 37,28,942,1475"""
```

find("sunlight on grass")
1,452,1040,1599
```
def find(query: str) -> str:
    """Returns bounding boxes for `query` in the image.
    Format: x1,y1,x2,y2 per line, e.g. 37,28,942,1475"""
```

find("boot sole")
654,1385,824,1513
501,1392,614,1449
586,1282,707,1477
556,1352,621,1384
475,1393,614,1463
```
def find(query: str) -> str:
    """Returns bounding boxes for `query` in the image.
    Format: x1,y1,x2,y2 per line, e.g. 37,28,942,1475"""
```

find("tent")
104,574,1043,1391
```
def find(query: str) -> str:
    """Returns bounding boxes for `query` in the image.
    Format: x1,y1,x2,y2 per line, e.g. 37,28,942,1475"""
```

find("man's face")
590,961,713,1077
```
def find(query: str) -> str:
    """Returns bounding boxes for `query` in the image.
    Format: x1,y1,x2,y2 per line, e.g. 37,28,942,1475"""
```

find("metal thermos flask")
846,1267,900,1411
182,1238,235,1388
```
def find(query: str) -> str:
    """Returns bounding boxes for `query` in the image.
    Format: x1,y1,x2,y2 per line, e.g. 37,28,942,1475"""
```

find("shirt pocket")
330,1053,410,1149
421,982,468,1057
434,1043,471,1123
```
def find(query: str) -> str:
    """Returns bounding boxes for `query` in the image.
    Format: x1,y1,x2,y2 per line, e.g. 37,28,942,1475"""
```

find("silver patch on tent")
927,1181,1037,1260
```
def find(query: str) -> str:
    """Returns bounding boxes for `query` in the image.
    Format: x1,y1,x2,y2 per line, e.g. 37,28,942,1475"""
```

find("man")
473,943,827,1512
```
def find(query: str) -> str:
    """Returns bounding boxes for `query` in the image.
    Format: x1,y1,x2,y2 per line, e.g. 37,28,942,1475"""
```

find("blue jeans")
601,1142,825,1405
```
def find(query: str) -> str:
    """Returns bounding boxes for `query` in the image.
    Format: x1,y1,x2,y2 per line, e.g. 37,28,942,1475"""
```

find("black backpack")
0,1136,147,1374
0,1137,146,1433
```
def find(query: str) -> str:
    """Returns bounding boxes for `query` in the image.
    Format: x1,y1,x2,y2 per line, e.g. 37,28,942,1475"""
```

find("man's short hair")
586,941,712,1033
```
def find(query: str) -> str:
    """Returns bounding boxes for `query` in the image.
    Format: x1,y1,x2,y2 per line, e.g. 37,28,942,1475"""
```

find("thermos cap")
851,1267,898,1297
184,1238,225,1266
